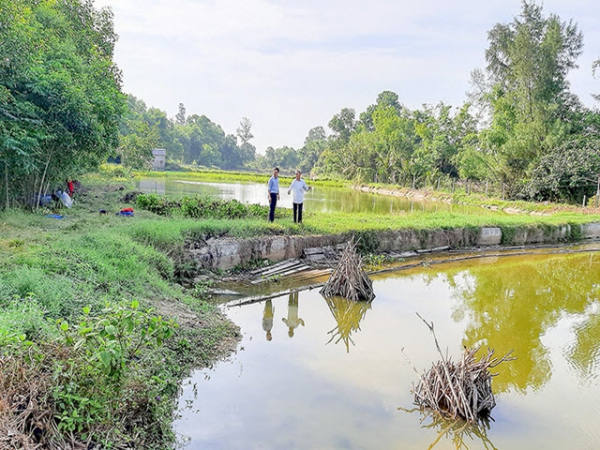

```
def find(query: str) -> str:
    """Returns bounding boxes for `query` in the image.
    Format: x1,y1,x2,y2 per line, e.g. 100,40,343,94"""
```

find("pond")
136,178,477,215
174,245,600,449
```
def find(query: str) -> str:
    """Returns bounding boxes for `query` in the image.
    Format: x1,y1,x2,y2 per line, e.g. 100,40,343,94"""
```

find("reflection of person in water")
262,300,274,341
282,291,305,337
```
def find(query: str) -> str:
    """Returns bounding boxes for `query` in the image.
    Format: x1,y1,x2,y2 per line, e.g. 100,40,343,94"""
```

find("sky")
93,0,600,153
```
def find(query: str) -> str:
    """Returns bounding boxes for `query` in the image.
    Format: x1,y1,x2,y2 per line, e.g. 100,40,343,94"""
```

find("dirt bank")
186,223,600,271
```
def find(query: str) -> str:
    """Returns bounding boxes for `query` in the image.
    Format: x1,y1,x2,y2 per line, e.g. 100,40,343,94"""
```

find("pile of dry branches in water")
405,314,515,423
320,239,375,301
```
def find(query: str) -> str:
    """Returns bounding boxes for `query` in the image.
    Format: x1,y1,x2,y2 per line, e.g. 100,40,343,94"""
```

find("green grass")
0,190,239,448
124,207,600,242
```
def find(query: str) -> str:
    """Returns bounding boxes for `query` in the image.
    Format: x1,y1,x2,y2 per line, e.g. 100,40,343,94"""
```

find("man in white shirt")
287,169,310,223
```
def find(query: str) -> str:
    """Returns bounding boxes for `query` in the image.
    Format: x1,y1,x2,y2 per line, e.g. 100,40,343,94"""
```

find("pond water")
174,245,600,449
136,178,475,214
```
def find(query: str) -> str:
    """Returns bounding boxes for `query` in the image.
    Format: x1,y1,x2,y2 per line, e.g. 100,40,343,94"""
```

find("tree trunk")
4,163,9,210
36,150,54,209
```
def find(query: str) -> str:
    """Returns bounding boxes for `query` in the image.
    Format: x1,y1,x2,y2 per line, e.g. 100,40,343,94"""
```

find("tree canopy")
0,0,124,208
4,0,599,206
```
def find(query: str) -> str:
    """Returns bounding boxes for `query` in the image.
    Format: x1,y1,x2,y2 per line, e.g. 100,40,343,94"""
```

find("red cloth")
67,181,74,195
121,207,134,213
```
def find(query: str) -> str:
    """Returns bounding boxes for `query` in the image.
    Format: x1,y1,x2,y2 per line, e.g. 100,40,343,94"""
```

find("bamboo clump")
406,314,515,423
319,239,375,302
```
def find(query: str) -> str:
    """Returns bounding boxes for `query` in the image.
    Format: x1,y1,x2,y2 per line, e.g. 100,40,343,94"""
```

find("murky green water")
136,178,476,214
174,245,600,449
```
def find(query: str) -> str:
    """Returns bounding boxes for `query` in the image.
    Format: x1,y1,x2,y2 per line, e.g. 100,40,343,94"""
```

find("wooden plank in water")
256,260,302,277
249,259,299,275
303,247,325,255
416,246,450,254
251,264,311,284
287,269,332,282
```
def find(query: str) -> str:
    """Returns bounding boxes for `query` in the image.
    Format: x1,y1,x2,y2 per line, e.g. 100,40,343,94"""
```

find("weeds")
0,181,240,448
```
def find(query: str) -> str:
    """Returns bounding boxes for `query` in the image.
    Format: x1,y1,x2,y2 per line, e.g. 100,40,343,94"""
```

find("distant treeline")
2,0,600,208
119,2,600,204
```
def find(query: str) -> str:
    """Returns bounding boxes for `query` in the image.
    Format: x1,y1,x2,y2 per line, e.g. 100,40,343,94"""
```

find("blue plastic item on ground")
35,195,53,206
45,214,64,219
117,211,134,216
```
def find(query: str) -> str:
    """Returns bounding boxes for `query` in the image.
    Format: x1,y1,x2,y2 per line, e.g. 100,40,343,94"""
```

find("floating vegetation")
320,239,375,301
404,314,515,423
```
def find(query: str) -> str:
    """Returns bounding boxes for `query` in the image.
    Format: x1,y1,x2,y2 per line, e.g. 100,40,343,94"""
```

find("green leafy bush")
53,301,178,435
136,193,176,216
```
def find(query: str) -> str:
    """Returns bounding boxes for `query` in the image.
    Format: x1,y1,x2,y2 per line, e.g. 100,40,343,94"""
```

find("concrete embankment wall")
188,223,600,270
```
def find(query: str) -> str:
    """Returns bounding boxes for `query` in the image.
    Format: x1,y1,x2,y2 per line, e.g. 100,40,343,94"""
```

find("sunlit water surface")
174,247,600,449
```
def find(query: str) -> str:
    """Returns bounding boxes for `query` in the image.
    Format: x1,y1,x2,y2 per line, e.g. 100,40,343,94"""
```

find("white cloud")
94,0,600,152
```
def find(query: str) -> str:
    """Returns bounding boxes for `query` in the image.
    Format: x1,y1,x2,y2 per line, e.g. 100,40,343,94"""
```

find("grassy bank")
93,165,600,240
0,185,240,448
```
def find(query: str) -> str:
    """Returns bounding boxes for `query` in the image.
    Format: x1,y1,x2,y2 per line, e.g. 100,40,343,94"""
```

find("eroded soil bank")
187,223,600,270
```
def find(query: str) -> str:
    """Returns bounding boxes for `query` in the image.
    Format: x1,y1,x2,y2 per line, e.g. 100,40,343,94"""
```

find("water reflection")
400,408,498,450
568,303,600,379
324,296,372,353
262,300,274,341
175,247,600,449
282,292,305,337
443,252,600,393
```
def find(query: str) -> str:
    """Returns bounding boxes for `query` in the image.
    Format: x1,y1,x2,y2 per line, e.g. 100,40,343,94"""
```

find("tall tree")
175,102,186,125
483,1,583,186
119,121,159,170
328,108,356,144
236,117,256,164
359,90,403,132
236,117,254,146
298,126,327,174
593,58,600,103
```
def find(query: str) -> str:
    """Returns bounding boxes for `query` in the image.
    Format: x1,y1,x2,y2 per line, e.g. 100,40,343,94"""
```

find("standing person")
287,169,310,223
66,179,74,196
267,167,280,222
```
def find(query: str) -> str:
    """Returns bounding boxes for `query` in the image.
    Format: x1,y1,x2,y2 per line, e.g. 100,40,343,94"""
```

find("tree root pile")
320,239,375,301
407,314,515,422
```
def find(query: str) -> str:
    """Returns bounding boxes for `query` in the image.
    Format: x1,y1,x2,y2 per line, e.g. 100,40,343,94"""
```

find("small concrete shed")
152,148,166,170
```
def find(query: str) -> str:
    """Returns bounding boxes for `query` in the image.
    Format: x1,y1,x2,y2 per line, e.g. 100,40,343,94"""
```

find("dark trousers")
269,193,278,222
293,203,303,223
